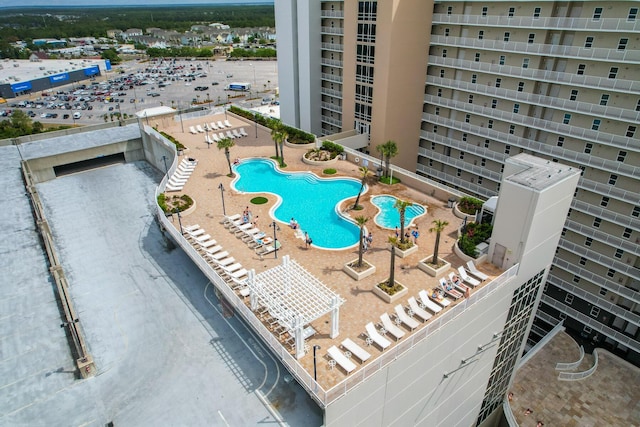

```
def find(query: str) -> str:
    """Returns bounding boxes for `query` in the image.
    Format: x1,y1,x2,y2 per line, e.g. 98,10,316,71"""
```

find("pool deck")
158,112,502,391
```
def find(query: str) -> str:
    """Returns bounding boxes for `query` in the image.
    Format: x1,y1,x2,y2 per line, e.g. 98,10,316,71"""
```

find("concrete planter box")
373,281,408,304
388,243,419,258
302,153,338,167
343,259,376,281
453,203,476,221
285,139,315,149
418,256,451,277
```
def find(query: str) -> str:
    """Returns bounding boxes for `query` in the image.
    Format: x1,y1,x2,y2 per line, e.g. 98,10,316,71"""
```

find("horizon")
0,0,273,8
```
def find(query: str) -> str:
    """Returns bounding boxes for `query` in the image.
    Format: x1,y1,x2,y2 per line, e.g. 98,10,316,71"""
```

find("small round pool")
371,195,426,230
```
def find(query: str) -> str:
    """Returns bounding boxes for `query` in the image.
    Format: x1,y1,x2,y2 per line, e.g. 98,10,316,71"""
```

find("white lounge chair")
220,262,242,274
207,250,230,261
165,184,183,192
226,130,235,139
178,163,196,172
180,158,197,167
327,345,357,374
256,241,281,257
198,239,218,249
232,129,242,138
439,277,463,300
210,122,219,130
189,126,198,134
427,288,451,307
239,227,262,241
341,338,371,363
365,322,391,350
461,265,483,286
239,127,249,137
225,268,248,280
211,133,220,143
220,214,241,225
217,121,225,129
172,171,191,179
196,124,205,133
408,297,432,322
168,175,188,183
418,290,443,313
394,304,420,331
224,119,232,128
205,135,213,145
458,261,482,286
185,228,205,238
203,245,223,255
193,234,212,243
182,224,200,233
210,257,235,269
449,272,470,294
230,222,253,233
380,313,405,341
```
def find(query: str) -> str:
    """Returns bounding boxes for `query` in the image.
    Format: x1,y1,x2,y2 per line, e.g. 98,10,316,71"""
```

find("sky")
0,0,272,7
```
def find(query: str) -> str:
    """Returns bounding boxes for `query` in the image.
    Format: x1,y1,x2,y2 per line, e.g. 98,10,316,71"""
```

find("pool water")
232,159,361,249
371,195,426,229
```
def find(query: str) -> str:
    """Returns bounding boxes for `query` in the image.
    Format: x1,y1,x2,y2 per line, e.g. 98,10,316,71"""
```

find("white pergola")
246,255,344,359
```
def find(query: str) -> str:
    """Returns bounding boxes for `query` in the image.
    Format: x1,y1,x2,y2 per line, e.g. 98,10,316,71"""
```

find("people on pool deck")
290,218,298,229
395,226,399,238
451,274,461,286
305,232,313,248
366,232,373,244
233,158,240,165
411,227,420,243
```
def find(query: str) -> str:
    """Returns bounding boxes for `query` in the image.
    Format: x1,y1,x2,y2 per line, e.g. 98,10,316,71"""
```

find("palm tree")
388,236,397,288
394,199,413,245
429,219,449,264
276,129,288,167
375,140,399,178
269,119,284,160
352,166,369,210
355,216,369,267
217,136,235,176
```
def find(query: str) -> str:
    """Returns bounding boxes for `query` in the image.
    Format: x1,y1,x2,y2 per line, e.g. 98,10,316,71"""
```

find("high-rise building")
276,0,640,366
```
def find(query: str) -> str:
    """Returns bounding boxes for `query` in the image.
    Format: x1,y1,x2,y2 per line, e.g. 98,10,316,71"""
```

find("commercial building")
275,0,640,366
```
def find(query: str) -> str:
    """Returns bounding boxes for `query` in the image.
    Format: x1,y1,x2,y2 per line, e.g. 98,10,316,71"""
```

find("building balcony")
547,274,640,328
321,26,344,35
321,42,344,52
321,115,342,127
539,295,640,353
571,199,640,231
320,58,343,68
417,149,502,182
551,257,639,305
321,73,343,83
564,219,640,256
428,75,640,124
320,87,343,98
415,164,496,199
424,94,637,152
558,240,640,281
419,130,508,163
321,101,342,113
432,13,640,33
577,176,639,206
427,56,640,94
430,35,640,64
321,10,344,19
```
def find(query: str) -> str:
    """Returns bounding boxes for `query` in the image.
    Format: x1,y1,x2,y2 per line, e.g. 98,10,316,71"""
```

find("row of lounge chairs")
204,128,249,145
221,214,281,258
165,158,197,192
189,120,235,135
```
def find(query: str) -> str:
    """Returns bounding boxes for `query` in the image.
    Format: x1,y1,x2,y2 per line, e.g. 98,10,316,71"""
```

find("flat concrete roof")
506,153,580,191
0,58,105,85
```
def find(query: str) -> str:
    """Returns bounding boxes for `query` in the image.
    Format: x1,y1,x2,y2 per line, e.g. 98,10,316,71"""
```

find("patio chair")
341,338,371,363
418,290,443,314
217,121,225,129
185,228,205,238
232,129,242,138
327,345,357,374
428,288,452,307
210,122,219,130
239,227,262,241
165,184,183,192
449,272,470,295
439,277,463,300
226,130,235,139
178,164,196,173
198,239,218,249
239,127,249,137
171,171,191,179
196,124,205,133
459,265,482,287
256,241,281,257
193,234,212,243
189,126,198,134
211,133,220,143
224,119,233,128
225,268,248,281
202,245,223,256
380,313,405,341
205,135,213,145
180,158,197,167
394,304,420,331
407,297,432,322
220,213,241,225
365,322,391,351
168,177,188,185
230,222,253,234
182,224,200,233
206,250,230,261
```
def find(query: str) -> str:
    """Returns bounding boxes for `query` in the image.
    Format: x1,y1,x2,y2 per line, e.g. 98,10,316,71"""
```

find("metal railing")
421,149,502,181
431,35,640,63
321,10,344,18
432,14,640,33
427,56,640,94
558,240,640,281
321,72,343,83
577,177,639,205
570,199,640,230
321,42,344,52
564,219,640,256
320,58,344,67
321,102,342,113
416,164,496,199
558,349,599,381
419,131,508,163
556,345,585,371
518,320,565,368
321,115,342,127
321,26,344,35
320,87,343,98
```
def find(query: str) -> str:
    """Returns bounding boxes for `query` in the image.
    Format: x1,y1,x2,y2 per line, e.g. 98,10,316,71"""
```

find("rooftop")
0,59,105,85
505,153,580,191
153,111,505,393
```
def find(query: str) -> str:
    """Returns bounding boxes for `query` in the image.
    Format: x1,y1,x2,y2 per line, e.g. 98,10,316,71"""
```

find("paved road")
1,161,321,426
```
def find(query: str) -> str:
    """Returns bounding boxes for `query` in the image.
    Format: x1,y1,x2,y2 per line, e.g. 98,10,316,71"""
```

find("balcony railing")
427,56,640,94
432,13,640,33
321,115,342,127
320,87,343,98
571,199,640,231
321,10,344,18
320,58,343,68
321,26,344,35
418,149,502,182
415,163,496,199
321,42,344,52
428,75,640,124
564,219,640,256
424,94,638,151
558,239,640,281
321,72,343,83
321,102,342,113
419,130,508,163
577,177,639,206
430,35,640,63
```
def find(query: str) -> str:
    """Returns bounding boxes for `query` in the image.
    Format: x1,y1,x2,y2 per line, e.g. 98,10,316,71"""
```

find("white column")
294,315,305,359
330,296,340,339
248,269,258,311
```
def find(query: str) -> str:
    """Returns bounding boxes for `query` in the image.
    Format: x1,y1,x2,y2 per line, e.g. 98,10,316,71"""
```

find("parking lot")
3,58,279,125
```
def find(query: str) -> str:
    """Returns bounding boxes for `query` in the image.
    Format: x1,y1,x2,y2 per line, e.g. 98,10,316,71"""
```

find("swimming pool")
232,158,361,249
371,195,427,229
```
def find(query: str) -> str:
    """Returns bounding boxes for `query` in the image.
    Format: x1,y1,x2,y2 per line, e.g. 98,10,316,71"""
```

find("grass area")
379,176,401,185
323,168,337,175
250,196,268,205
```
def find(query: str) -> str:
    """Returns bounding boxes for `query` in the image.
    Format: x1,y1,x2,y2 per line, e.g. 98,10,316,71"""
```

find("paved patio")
158,112,502,390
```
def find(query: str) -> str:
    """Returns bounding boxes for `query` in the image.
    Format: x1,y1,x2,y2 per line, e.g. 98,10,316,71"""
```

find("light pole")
161,155,169,176
249,62,256,86
254,112,258,138
271,221,280,259
218,183,226,216
313,345,321,381
225,94,229,120
175,207,183,234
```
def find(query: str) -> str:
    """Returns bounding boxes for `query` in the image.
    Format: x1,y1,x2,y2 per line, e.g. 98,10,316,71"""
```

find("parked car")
63,114,70,119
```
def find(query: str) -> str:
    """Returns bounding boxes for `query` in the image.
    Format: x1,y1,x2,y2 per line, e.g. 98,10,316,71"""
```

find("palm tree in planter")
394,198,414,247
354,215,369,268
375,140,398,178
270,120,286,164
429,219,449,265
376,236,405,299
352,166,369,210
217,136,236,177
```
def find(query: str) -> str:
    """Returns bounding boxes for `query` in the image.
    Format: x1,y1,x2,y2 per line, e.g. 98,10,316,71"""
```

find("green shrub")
321,140,344,155
457,222,493,257
323,168,337,175
458,196,483,215
158,193,194,213
458,235,478,257
228,106,315,144
250,196,268,205
159,131,186,150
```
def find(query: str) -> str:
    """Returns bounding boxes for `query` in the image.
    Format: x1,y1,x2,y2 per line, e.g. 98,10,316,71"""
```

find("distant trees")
0,111,45,139
147,47,213,58
100,48,121,64
229,48,276,58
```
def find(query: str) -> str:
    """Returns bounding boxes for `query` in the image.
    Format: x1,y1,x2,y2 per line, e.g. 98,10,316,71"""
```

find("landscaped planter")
285,138,315,149
418,256,451,277
302,154,338,166
453,203,476,220
373,281,408,304
343,259,376,281
388,244,419,258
